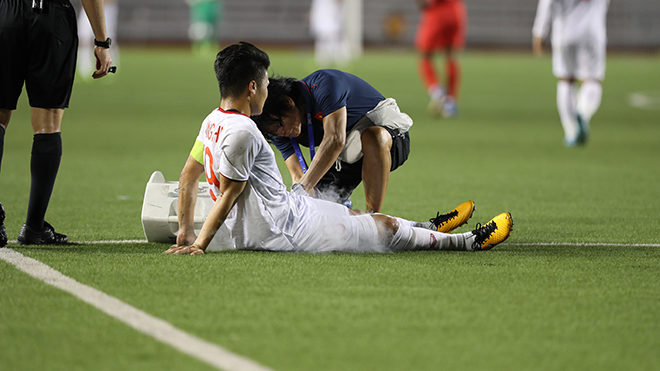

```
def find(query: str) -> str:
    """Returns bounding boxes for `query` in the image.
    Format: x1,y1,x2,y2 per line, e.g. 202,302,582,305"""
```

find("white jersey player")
165,42,513,256
532,0,609,147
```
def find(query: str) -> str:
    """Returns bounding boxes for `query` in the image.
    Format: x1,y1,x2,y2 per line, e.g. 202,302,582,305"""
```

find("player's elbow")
325,132,346,153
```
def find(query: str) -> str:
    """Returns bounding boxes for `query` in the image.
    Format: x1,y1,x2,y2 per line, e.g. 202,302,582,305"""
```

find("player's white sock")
389,223,474,251
428,84,445,101
576,80,602,122
397,217,470,232
395,217,428,230
557,80,579,141
412,227,474,251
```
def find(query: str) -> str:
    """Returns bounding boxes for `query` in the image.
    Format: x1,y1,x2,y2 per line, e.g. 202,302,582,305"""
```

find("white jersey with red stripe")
533,0,609,46
196,108,298,250
196,107,360,252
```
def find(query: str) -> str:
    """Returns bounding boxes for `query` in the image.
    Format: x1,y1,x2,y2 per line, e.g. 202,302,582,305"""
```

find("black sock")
26,133,62,231
0,125,5,174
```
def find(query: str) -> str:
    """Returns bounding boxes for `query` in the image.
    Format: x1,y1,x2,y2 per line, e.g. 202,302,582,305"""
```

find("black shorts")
316,127,411,203
0,0,78,110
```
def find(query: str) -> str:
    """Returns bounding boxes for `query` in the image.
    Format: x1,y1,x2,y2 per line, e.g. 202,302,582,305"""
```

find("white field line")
6,239,659,248
3,239,150,244
628,91,660,110
0,248,274,371
506,242,660,247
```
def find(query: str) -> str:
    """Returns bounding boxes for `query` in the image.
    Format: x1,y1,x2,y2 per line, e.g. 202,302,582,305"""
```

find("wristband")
291,183,308,197
94,37,112,48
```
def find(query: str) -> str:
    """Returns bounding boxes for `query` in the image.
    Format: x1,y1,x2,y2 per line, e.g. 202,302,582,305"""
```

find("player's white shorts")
291,198,384,254
553,41,606,81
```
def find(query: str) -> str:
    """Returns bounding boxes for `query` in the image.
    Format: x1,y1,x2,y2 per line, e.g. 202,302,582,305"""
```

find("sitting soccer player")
165,42,513,256
252,70,413,214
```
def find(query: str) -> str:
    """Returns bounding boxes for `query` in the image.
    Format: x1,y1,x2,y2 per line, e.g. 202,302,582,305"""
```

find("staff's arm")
284,154,305,184
296,107,347,194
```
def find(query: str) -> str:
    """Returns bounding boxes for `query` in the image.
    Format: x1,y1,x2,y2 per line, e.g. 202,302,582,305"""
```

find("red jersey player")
415,0,467,118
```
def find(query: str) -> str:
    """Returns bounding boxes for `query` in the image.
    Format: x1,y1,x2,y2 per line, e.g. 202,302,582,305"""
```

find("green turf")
1,48,659,370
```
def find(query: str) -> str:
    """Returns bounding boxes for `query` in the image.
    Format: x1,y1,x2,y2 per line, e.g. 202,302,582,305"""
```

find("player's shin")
557,80,579,141
576,80,602,121
0,125,5,173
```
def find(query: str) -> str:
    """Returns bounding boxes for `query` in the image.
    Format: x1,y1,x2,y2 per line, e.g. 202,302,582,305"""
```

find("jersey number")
204,147,220,200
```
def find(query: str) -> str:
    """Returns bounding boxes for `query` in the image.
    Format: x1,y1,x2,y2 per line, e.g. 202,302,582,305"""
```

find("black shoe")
17,221,68,245
0,202,7,247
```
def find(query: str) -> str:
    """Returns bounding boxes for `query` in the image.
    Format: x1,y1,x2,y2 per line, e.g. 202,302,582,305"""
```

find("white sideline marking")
507,242,660,247
81,240,660,248
84,239,149,244
0,248,274,371
4,239,150,245
8,239,658,248
628,91,660,110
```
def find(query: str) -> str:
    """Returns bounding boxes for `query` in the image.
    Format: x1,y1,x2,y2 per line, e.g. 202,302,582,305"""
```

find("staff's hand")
291,182,310,196
92,46,113,79
163,244,205,255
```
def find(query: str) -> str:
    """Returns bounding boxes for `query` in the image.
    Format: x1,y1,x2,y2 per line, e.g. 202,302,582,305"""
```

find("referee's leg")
25,108,64,235
0,109,10,174
18,0,77,243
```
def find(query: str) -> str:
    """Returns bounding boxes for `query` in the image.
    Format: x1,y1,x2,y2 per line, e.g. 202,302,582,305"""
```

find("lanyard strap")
290,113,316,174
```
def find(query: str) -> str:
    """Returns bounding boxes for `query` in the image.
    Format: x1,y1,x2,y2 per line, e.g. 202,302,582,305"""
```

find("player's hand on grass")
176,230,197,247
163,244,205,255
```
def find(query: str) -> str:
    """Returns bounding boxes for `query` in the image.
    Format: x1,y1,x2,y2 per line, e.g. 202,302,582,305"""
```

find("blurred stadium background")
94,0,659,49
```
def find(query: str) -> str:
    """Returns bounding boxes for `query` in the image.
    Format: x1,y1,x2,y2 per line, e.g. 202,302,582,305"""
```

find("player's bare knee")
370,214,399,240
361,126,392,152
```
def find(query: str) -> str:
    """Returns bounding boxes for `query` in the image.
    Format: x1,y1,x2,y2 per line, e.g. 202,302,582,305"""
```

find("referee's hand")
92,46,113,79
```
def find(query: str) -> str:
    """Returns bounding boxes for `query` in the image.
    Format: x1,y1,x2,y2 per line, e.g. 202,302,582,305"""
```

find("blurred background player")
78,0,118,79
187,0,223,56
253,70,413,214
415,0,467,118
309,0,350,67
0,0,113,246
533,0,610,147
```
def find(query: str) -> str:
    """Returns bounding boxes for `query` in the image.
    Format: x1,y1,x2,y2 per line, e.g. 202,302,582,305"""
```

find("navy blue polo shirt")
272,69,384,161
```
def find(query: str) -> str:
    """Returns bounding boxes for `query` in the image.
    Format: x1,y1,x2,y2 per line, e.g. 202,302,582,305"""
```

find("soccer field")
1,48,659,371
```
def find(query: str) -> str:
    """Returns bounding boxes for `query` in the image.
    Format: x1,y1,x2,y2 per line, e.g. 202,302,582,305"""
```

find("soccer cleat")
17,221,68,245
442,97,458,118
0,202,7,247
427,96,444,116
429,200,475,233
470,212,514,251
565,114,590,147
576,114,590,145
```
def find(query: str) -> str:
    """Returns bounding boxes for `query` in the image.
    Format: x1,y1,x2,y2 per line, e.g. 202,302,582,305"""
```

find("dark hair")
214,42,270,99
253,76,305,135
